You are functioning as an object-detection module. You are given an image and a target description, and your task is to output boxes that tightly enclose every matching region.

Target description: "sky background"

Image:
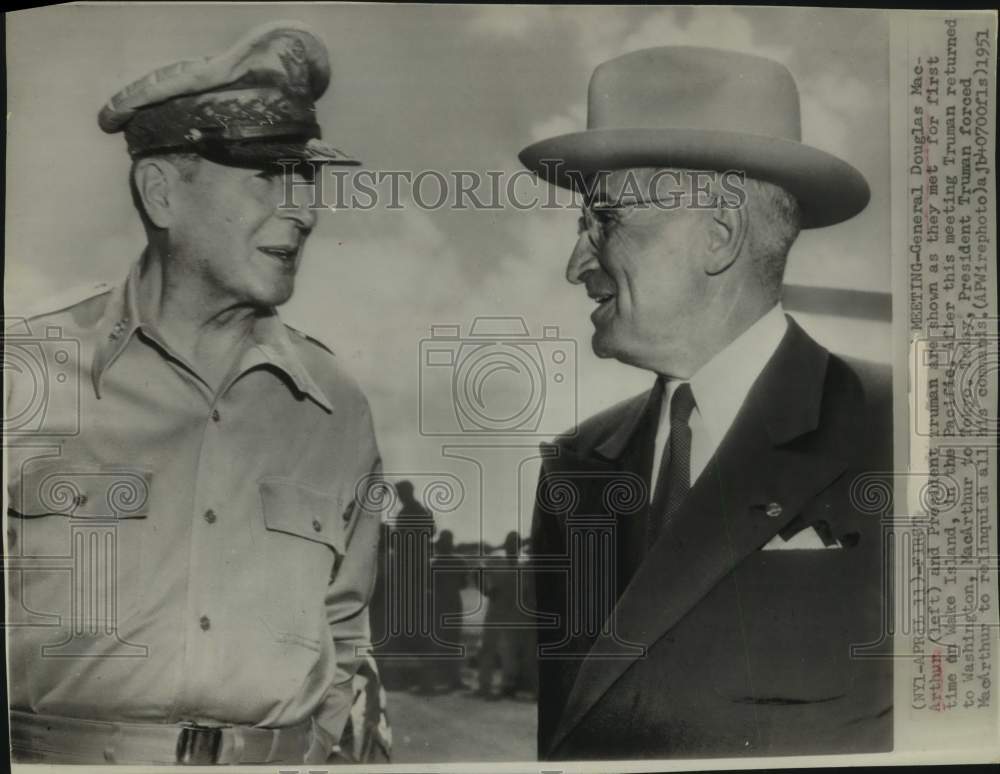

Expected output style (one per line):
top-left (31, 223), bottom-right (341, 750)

top-left (6, 3), bottom-right (892, 544)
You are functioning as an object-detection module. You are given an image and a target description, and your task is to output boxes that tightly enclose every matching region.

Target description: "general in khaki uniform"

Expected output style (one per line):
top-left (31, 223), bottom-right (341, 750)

top-left (6, 22), bottom-right (381, 765)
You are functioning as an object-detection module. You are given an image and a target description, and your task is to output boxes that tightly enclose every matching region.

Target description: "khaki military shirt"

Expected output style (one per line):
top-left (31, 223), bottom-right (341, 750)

top-left (4, 257), bottom-right (382, 743)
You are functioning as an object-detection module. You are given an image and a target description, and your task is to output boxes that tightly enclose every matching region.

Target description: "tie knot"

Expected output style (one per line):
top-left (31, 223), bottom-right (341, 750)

top-left (670, 382), bottom-right (696, 425)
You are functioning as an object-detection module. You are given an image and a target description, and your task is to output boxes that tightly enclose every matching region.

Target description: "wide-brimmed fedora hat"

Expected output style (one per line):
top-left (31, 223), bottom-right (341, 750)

top-left (519, 46), bottom-right (869, 228)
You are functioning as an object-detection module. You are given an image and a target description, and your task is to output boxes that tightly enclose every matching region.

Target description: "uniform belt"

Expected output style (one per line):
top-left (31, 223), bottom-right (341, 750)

top-left (10, 709), bottom-right (313, 765)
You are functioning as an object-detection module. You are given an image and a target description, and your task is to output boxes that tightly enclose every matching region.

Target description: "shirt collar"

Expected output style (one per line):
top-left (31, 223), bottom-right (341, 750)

top-left (91, 256), bottom-right (333, 412)
top-left (242, 313), bottom-right (334, 413)
top-left (91, 260), bottom-right (144, 398)
top-left (687, 303), bottom-right (788, 449)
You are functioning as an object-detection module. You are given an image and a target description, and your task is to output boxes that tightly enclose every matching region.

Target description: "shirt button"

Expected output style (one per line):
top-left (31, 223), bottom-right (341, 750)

top-left (203, 509), bottom-right (217, 524)
top-left (199, 615), bottom-right (211, 631)
top-left (211, 409), bottom-right (221, 423)
top-left (312, 519), bottom-right (323, 532)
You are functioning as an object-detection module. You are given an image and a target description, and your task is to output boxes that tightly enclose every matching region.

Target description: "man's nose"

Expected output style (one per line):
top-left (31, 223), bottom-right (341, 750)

top-left (565, 232), bottom-right (600, 284)
top-left (277, 176), bottom-right (318, 230)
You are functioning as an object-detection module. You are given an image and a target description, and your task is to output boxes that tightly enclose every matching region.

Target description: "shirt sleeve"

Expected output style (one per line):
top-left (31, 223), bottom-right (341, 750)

top-left (311, 413), bottom-right (383, 748)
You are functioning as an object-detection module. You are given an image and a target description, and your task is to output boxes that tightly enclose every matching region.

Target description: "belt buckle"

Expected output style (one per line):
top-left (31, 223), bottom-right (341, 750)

top-left (176, 724), bottom-right (223, 765)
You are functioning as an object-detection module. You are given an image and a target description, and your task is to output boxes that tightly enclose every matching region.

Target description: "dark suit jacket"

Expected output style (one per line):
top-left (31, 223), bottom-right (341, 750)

top-left (530, 317), bottom-right (893, 760)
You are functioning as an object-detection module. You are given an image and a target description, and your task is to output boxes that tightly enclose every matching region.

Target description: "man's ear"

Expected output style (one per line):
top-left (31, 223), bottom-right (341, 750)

top-left (703, 200), bottom-right (748, 276)
top-left (132, 158), bottom-right (181, 229)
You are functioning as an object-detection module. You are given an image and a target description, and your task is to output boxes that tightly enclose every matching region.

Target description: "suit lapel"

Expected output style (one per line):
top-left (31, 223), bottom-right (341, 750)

top-left (611, 378), bottom-right (664, 588)
top-left (547, 319), bottom-right (853, 755)
top-left (541, 378), bottom-right (663, 537)
top-left (534, 382), bottom-right (662, 671)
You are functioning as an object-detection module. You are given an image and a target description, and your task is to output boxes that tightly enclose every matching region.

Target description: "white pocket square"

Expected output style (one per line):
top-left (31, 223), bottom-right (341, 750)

top-left (762, 526), bottom-right (841, 550)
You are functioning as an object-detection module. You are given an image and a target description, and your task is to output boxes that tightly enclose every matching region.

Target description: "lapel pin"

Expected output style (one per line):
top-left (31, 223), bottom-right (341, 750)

top-left (765, 502), bottom-right (783, 519)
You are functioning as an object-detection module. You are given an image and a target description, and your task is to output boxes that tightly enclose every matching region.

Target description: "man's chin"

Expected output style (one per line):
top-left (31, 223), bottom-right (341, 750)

top-left (272, 287), bottom-right (295, 307)
top-left (592, 330), bottom-right (647, 369)
top-left (252, 280), bottom-right (295, 308)
top-left (591, 330), bottom-right (620, 360)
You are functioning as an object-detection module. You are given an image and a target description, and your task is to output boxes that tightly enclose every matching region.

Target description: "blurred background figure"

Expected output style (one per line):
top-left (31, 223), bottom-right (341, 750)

top-left (426, 530), bottom-right (471, 693)
top-left (369, 522), bottom-right (396, 681)
top-left (373, 481), bottom-right (437, 692)
top-left (475, 531), bottom-right (534, 700)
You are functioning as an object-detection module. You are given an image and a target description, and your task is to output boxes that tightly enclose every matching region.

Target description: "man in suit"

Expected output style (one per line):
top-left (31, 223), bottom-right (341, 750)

top-left (520, 47), bottom-right (892, 760)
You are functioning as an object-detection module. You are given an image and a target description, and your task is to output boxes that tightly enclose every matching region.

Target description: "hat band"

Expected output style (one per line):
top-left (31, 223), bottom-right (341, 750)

top-left (127, 121), bottom-right (322, 158)
top-left (184, 121), bottom-right (321, 143)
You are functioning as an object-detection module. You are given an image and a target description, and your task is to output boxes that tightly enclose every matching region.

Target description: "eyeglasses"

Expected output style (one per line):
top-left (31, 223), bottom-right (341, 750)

top-left (577, 193), bottom-right (717, 248)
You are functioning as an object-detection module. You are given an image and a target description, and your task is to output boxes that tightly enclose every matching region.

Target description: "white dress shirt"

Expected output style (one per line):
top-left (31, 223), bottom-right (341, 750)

top-left (650, 304), bottom-right (788, 493)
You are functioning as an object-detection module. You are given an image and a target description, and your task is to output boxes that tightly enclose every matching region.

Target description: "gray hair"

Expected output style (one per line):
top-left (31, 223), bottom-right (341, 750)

top-left (612, 167), bottom-right (801, 300)
top-left (129, 152), bottom-right (202, 229)
top-left (742, 177), bottom-right (802, 300)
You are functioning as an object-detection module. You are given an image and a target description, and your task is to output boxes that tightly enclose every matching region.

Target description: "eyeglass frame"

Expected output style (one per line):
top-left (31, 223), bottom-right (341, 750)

top-left (576, 191), bottom-right (723, 249)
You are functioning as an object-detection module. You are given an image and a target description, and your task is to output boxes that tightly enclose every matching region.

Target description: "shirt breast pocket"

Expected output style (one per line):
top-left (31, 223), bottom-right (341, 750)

top-left (256, 477), bottom-right (346, 650)
top-left (6, 459), bottom-right (152, 631)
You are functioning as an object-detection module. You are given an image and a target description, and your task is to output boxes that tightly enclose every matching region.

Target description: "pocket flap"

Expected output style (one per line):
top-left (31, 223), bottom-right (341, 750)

top-left (8, 458), bottom-right (152, 519)
top-left (258, 477), bottom-right (345, 554)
